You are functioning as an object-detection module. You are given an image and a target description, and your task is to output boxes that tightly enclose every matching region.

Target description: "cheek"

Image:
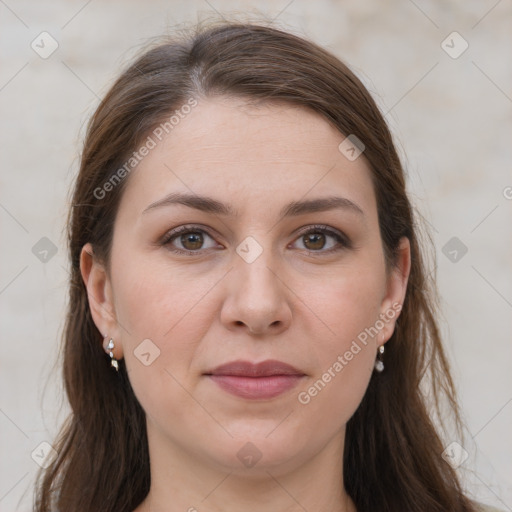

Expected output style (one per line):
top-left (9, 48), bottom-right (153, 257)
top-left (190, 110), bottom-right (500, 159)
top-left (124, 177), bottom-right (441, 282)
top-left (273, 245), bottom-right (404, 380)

top-left (110, 251), bottom-right (221, 407)
top-left (292, 266), bottom-right (384, 423)
top-left (111, 231), bottom-right (386, 449)
top-left (295, 348), bottom-right (375, 440)
top-left (111, 249), bottom-right (220, 341)
top-left (308, 263), bottom-right (385, 348)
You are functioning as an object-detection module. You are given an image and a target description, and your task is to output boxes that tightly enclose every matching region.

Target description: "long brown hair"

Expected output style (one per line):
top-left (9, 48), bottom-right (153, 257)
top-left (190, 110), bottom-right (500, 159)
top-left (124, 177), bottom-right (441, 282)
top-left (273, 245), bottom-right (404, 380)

top-left (34, 19), bottom-right (477, 512)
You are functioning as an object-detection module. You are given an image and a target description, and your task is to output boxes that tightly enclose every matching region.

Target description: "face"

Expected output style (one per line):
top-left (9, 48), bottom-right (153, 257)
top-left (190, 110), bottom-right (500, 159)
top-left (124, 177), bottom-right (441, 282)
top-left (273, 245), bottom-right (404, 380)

top-left (82, 96), bottom-right (410, 478)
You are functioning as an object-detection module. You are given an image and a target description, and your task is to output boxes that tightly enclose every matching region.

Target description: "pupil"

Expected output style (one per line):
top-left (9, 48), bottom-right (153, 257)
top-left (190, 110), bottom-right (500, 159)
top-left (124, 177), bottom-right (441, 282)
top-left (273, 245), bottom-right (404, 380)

top-left (305, 233), bottom-right (325, 250)
top-left (178, 232), bottom-right (326, 251)
top-left (182, 232), bottom-right (203, 250)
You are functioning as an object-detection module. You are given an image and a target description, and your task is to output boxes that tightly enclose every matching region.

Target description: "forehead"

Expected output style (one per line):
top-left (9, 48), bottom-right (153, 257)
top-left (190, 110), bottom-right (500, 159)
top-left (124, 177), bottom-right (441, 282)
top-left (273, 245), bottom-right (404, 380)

top-left (117, 96), bottom-right (377, 221)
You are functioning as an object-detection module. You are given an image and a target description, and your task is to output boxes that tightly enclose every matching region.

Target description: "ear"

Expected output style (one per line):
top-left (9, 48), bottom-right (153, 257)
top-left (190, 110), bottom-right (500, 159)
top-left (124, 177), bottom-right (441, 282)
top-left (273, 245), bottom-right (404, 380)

top-left (80, 243), bottom-right (124, 359)
top-left (379, 237), bottom-right (411, 344)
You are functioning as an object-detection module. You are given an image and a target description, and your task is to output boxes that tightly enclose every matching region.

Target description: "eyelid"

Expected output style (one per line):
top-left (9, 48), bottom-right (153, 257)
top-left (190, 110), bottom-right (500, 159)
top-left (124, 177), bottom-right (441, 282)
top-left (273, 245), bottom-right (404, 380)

top-left (160, 223), bottom-right (351, 254)
top-left (159, 224), bottom-right (219, 247)
top-left (291, 224), bottom-right (352, 252)
top-left (294, 224), bottom-right (350, 244)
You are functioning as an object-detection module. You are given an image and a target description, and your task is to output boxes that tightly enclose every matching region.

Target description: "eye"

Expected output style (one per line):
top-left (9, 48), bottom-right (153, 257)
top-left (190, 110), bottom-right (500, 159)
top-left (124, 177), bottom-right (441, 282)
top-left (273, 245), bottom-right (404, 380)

top-left (160, 224), bottom-right (351, 256)
top-left (161, 225), bottom-right (220, 254)
top-left (291, 225), bottom-right (350, 254)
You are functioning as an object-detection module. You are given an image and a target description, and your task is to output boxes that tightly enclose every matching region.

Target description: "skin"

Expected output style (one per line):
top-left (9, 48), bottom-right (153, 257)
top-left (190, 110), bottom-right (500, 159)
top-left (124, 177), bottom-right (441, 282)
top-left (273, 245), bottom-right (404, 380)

top-left (81, 96), bottom-right (410, 512)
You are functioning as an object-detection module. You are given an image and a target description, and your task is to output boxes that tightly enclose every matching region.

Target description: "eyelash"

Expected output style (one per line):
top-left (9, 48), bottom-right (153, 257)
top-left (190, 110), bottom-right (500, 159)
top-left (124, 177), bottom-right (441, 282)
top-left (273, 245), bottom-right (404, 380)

top-left (160, 224), bottom-right (351, 256)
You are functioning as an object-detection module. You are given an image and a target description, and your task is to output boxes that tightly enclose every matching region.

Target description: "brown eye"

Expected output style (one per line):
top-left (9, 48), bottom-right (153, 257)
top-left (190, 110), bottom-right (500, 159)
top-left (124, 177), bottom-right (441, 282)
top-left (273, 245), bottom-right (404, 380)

top-left (161, 225), bottom-right (219, 254)
top-left (292, 225), bottom-right (350, 254)
top-left (302, 232), bottom-right (326, 251)
top-left (180, 232), bottom-right (204, 251)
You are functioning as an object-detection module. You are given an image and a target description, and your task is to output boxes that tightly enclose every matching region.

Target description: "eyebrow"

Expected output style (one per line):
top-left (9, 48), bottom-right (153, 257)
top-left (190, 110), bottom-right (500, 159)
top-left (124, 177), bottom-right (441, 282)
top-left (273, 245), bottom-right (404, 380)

top-left (142, 192), bottom-right (365, 219)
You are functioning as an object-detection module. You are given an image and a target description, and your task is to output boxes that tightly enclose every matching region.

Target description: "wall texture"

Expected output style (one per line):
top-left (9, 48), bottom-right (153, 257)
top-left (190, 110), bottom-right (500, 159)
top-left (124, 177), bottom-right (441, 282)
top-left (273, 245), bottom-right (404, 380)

top-left (0, 1), bottom-right (510, 510)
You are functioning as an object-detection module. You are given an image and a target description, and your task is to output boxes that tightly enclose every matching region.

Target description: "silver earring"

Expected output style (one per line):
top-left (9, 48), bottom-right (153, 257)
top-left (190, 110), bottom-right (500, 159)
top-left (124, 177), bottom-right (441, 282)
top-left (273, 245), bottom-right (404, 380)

top-left (105, 338), bottom-right (119, 372)
top-left (374, 345), bottom-right (385, 372)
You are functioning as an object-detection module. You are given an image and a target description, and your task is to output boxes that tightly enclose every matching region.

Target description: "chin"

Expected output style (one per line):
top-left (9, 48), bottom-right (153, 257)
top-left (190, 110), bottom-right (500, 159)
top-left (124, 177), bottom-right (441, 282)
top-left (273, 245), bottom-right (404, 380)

top-left (195, 426), bottom-right (317, 477)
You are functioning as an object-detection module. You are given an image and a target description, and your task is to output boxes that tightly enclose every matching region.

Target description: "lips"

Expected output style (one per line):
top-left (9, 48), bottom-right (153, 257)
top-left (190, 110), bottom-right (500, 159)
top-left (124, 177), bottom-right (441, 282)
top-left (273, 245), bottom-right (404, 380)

top-left (207, 359), bottom-right (304, 377)
top-left (204, 360), bottom-right (305, 400)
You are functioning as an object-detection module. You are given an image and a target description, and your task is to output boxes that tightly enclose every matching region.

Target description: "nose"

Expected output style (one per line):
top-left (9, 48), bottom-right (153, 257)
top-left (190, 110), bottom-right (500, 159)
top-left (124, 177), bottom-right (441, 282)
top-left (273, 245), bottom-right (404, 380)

top-left (220, 250), bottom-right (292, 336)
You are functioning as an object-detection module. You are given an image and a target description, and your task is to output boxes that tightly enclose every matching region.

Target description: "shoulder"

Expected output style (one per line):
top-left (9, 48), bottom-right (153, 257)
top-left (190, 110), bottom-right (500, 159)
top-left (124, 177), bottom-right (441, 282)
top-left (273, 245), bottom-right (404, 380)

top-left (472, 500), bottom-right (506, 512)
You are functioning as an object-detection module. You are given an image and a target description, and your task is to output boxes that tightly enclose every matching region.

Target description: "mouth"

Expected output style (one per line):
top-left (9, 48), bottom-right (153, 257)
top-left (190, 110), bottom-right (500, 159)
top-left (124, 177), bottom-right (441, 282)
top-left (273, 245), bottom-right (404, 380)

top-left (204, 359), bottom-right (306, 400)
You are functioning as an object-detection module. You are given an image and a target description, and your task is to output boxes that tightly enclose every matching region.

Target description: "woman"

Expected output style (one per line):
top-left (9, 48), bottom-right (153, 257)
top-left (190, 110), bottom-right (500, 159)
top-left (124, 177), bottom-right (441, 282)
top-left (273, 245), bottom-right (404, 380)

top-left (34, 21), bottom-right (503, 512)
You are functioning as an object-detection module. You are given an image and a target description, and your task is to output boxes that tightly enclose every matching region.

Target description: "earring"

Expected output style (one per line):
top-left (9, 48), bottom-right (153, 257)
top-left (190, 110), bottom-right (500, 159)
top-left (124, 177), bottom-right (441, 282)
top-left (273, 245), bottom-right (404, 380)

top-left (374, 344), bottom-right (385, 372)
top-left (105, 337), bottom-right (119, 372)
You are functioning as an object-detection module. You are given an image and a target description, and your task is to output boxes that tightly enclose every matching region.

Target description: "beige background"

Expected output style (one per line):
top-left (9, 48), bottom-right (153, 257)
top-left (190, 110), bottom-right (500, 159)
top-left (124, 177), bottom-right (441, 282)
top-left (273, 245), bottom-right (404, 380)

top-left (0, 1), bottom-right (511, 510)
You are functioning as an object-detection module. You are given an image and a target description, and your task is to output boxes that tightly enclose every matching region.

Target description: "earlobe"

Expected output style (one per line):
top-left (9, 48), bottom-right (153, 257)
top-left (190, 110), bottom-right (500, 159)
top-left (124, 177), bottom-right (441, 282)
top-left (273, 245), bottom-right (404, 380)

top-left (380, 237), bottom-right (411, 343)
top-left (80, 243), bottom-right (120, 347)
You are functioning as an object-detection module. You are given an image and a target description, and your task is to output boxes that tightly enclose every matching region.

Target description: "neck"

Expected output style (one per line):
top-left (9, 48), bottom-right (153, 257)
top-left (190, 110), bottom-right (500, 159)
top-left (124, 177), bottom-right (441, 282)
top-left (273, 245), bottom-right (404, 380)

top-left (134, 423), bottom-right (357, 512)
